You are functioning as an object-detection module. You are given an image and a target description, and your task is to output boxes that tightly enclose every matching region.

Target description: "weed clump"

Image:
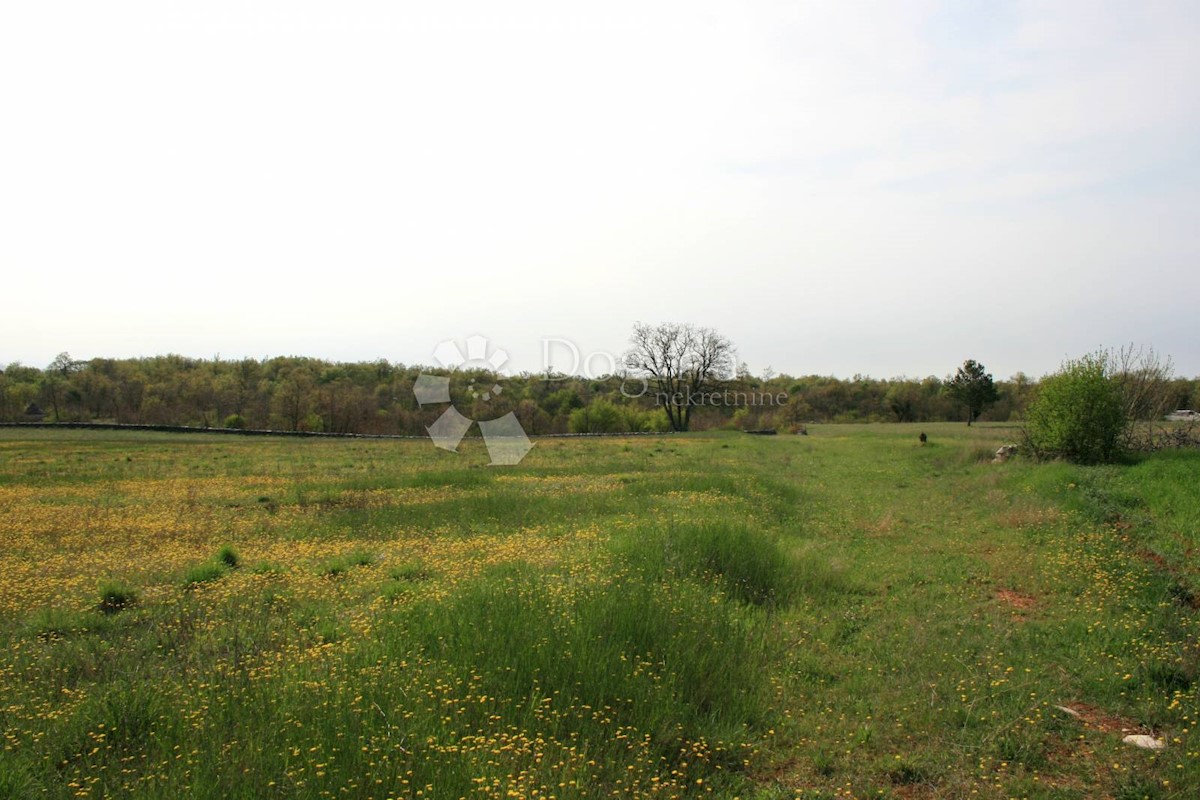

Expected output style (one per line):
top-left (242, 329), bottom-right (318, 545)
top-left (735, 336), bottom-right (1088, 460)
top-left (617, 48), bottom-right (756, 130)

top-left (216, 545), bottom-right (240, 568)
top-left (390, 563), bottom-right (433, 583)
top-left (183, 562), bottom-right (227, 588)
top-left (98, 581), bottom-right (138, 614)
top-left (182, 548), bottom-right (245, 588)
top-left (322, 550), bottom-right (376, 577)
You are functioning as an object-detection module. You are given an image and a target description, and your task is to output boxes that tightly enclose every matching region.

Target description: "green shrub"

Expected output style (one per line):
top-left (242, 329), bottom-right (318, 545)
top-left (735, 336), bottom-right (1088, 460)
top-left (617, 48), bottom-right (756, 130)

top-left (1025, 352), bottom-right (1127, 464)
top-left (615, 406), bottom-right (674, 433)
top-left (619, 406), bottom-right (650, 432)
top-left (223, 413), bottom-right (247, 430)
top-left (568, 398), bottom-right (624, 433)
top-left (643, 407), bottom-right (673, 432)
top-left (98, 581), bottom-right (138, 614)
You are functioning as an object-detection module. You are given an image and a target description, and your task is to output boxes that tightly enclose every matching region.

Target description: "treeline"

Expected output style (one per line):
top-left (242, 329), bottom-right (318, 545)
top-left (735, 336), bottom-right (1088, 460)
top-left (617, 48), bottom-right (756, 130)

top-left (2, 353), bottom-right (1197, 435)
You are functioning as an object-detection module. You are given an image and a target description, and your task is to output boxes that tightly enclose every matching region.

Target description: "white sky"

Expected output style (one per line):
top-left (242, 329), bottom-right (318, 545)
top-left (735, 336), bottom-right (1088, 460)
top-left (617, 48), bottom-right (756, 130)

top-left (2, 1), bottom-right (1198, 380)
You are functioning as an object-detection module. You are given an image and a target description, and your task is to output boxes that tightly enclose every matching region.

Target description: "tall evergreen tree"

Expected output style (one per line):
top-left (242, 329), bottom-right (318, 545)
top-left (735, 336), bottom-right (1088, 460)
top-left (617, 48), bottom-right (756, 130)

top-left (947, 359), bottom-right (999, 426)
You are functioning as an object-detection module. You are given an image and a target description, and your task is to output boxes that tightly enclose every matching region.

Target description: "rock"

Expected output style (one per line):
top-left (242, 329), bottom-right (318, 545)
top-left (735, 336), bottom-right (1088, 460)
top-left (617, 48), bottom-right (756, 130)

top-left (992, 444), bottom-right (1019, 463)
top-left (1122, 734), bottom-right (1166, 751)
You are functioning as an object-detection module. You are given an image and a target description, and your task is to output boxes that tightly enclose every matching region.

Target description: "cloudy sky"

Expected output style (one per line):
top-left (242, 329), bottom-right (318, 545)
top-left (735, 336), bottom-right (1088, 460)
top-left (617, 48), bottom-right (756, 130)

top-left (2, 1), bottom-right (1198, 380)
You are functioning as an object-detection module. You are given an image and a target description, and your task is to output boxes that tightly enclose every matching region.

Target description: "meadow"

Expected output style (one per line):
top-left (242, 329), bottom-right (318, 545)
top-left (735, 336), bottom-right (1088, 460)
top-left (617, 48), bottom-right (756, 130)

top-left (0, 425), bottom-right (1196, 799)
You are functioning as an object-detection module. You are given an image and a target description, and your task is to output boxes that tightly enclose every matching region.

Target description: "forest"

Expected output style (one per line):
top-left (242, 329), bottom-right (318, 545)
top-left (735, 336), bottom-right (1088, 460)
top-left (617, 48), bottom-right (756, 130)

top-left (2, 351), bottom-right (1197, 436)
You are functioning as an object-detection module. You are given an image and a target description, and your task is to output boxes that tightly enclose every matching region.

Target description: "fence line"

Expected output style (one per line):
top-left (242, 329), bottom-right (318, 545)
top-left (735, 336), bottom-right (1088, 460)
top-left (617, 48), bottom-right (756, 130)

top-left (0, 422), bottom-right (679, 440)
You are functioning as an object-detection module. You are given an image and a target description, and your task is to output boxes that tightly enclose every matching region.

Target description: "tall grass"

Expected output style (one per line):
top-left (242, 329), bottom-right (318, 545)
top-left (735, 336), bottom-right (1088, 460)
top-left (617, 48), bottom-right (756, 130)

top-left (377, 559), bottom-right (772, 791)
top-left (616, 519), bottom-right (843, 607)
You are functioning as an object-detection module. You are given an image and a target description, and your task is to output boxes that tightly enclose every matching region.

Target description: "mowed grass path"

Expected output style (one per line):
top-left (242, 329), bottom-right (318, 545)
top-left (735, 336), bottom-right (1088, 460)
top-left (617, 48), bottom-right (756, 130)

top-left (0, 426), bottom-right (1196, 799)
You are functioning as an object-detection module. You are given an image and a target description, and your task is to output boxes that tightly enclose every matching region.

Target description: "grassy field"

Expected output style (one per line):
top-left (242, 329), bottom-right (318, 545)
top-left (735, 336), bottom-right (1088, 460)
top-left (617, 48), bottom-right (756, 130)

top-left (0, 425), bottom-right (1196, 799)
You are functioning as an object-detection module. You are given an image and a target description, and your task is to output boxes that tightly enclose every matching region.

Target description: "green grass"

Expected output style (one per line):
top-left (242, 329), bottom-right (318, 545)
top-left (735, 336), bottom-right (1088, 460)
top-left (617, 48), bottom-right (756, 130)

top-left (182, 561), bottom-right (228, 587)
top-left (97, 580), bottom-right (138, 614)
top-left (216, 545), bottom-right (240, 568)
top-left (0, 423), bottom-right (1196, 798)
top-left (320, 549), bottom-right (376, 576)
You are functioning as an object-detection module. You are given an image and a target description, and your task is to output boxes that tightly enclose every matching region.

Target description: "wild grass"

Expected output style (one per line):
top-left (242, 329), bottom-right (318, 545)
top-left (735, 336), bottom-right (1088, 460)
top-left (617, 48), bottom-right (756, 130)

top-left (216, 545), bottom-right (240, 568)
top-left (0, 423), bottom-right (1195, 798)
top-left (320, 549), bottom-right (376, 576)
top-left (183, 561), bottom-right (228, 587)
top-left (616, 519), bottom-right (825, 607)
top-left (96, 580), bottom-right (138, 614)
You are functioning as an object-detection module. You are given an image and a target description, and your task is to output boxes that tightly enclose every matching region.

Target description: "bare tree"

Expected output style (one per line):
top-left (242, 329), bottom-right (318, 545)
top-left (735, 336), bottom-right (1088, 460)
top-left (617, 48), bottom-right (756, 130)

top-left (1107, 344), bottom-right (1175, 445)
top-left (623, 322), bottom-right (735, 431)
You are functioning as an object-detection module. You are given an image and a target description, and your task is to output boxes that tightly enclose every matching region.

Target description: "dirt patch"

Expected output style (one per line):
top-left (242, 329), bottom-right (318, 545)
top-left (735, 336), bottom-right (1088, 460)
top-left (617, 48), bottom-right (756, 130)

top-left (995, 588), bottom-right (1037, 612)
top-left (1054, 703), bottom-right (1142, 734)
top-left (1137, 548), bottom-right (1171, 570)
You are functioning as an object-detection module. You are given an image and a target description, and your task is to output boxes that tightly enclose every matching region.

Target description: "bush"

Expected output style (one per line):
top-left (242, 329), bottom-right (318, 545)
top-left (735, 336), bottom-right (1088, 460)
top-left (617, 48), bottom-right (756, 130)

top-left (223, 413), bottom-right (247, 430)
top-left (1025, 353), bottom-right (1127, 464)
top-left (568, 399), bottom-right (623, 433)
top-left (643, 407), bottom-right (673, 432)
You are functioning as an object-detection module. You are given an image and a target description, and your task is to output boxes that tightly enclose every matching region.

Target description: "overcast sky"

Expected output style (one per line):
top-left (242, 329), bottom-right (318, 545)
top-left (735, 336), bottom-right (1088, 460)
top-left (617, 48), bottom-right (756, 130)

top-left (2, 1), bottom-right (1198, 380)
